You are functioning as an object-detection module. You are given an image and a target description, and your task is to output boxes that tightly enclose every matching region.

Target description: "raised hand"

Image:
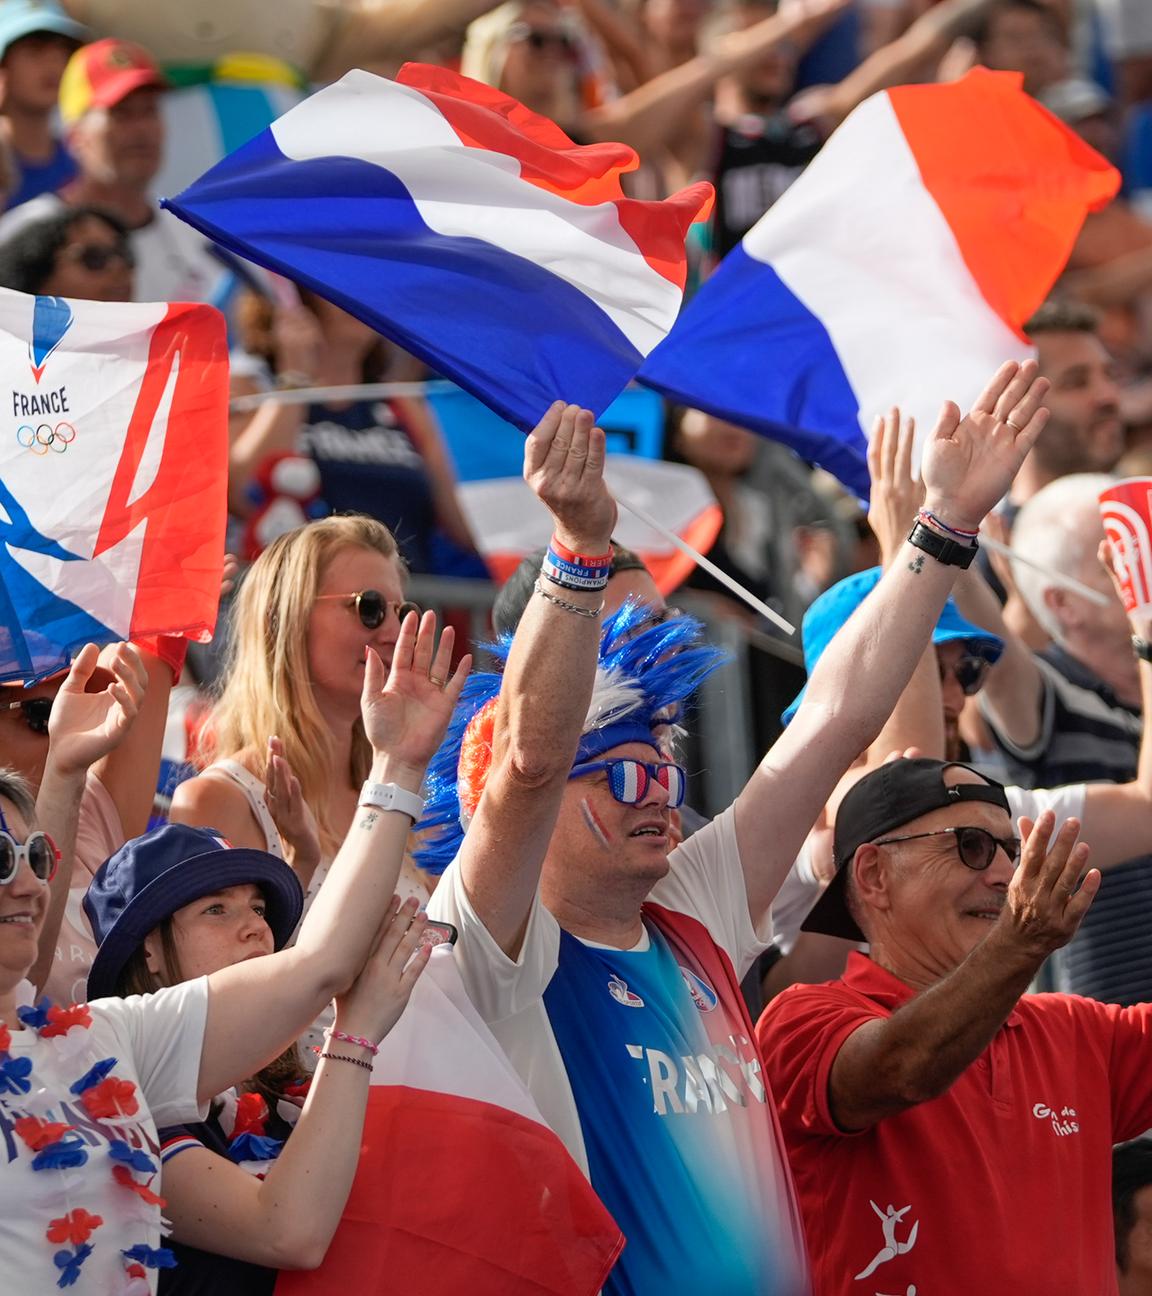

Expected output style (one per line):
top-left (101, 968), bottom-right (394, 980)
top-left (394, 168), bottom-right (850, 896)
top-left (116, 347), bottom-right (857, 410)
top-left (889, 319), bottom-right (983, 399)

top-left (524, 402), bottom-right (617, 555)
top-left (921, 360), bottom-right (1050, 534)
top-left (867, 407), bottom-right (925, 567)
top-left (995, 811), bottom-right (1099, 961)
top-left (331, 895), bottom-right (430, 1046)
top-left (361, 610), bottom-right (472, 772)
top-left (264, 736), bottom-right (321, 873)
top-left (47, 642), bottom-right (147, 777)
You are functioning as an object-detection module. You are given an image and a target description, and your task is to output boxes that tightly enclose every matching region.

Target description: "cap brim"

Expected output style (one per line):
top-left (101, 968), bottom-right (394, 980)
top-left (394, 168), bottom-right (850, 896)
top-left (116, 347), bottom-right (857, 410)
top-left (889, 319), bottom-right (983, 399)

top-left (0, 12), bottom-right (88, 58)
top-left (799, 867), bottom-right (866, 942)
top-left (86, 847), bottom-right (303, 1001)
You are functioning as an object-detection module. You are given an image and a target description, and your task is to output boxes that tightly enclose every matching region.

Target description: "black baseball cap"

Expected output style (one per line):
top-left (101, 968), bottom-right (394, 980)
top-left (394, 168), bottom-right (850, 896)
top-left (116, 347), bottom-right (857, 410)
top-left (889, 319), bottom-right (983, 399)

top-left (802, 758), bottom-right (1012, 942)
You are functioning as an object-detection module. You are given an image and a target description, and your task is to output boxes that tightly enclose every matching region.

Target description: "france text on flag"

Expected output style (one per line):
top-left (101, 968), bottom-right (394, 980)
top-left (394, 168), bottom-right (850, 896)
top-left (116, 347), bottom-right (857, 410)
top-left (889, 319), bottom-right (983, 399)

top-left (639, 68), bottom-right (1120, 498)
top-left (164, 64), bottom-right (713, 430)
top-left (274, 950), bottom-right (624, 1296)
top-left (0, 291), bottom-right (229, 682)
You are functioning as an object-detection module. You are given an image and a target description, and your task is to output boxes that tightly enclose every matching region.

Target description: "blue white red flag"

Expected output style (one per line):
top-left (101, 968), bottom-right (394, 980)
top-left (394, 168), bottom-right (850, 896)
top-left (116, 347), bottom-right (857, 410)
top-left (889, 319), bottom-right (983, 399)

top-left (163, 64), bottom-right (712, 430)
top-left (640, 69), bottom-right (1119, 497)
top-left (275, 949), bottom-right (623, 1296)
top-left (0, 290), bottom-right (229, 682)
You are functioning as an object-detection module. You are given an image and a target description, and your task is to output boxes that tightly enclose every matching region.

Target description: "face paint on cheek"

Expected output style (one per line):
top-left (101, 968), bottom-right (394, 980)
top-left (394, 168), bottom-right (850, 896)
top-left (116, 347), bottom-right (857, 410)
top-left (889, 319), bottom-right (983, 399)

top-left (580, 797), bottom-right (612, 849)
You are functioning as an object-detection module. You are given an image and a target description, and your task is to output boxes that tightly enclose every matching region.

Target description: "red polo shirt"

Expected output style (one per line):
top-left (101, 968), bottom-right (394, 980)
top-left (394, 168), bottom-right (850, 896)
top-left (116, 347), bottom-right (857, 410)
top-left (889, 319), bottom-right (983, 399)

top-left (757, 953), bottom-right (1152, 1295)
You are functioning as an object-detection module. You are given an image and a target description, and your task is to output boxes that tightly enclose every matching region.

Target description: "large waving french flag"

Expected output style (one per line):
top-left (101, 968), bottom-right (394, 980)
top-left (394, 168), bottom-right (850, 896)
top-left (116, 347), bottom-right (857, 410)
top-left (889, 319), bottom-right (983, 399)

top-left (640, 69), bottom-right (1119, 498)
top-left (164, 65), bottom-right (712, 429)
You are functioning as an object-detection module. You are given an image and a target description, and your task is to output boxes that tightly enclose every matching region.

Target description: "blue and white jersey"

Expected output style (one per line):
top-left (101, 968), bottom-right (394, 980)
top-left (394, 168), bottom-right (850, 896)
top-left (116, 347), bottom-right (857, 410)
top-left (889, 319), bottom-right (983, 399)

top-left (430, 807), bottom-right (810, 1294)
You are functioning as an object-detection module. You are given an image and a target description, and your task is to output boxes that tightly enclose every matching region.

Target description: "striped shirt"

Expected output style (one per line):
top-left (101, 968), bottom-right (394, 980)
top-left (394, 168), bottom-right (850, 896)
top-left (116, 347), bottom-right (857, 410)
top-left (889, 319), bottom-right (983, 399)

top-left (983, 645), bottom-right (1149, 1005)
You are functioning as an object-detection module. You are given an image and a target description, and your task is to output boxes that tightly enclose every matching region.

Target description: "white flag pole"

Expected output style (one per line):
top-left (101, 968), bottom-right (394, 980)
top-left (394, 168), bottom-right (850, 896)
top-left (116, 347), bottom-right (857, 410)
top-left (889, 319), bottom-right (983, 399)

top-left (981, 535), bottom-right (1110, 607)
top-left (615, 494), bottom-right (796, 634)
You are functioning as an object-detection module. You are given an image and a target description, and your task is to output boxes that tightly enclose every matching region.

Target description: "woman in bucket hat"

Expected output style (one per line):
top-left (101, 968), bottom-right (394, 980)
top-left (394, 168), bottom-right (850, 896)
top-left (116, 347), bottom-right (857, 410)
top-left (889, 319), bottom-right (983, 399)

top-left (0, 609), bottom-right (469, 1294)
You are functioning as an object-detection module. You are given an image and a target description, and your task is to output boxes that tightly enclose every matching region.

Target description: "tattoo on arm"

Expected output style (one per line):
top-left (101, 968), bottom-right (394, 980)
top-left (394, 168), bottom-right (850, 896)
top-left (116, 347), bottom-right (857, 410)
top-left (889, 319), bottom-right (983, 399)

top-left (358, 811), bottom-right (380, 830)
top-left (907, 553), bottom-right (925, 575)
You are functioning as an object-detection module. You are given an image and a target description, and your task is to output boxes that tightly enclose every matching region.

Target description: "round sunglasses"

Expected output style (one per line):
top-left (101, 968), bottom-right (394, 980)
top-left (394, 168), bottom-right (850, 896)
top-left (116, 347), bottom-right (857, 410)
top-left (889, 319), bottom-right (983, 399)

top-left (2, 696), bottom-right (52, 736)
top-left (315, 590), bottom-right (421, 630)
top-left (939, 653), bottom-right (990, 697)
top-left (569, 758), bottom-right (687, 808)
top-left (0, 830), bottom-right (59, 884)
top-left (874, 825), bottom-right (1021, 871)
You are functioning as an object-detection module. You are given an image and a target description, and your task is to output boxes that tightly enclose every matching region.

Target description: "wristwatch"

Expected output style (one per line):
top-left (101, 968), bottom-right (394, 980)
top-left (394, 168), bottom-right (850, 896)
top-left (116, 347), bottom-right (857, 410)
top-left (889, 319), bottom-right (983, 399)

top-left (907, 520), bottom-right (978, 570)
top-left (359, 781), bottom-right (425, 823)
top-left (1133, 636), bottom-right (1152, 664)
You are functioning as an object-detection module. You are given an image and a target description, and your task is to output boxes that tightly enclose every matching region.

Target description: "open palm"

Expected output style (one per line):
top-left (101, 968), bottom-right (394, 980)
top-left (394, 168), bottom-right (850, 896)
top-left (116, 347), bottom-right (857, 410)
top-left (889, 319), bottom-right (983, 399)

top-left (47, 643), bottom-right (146, 777)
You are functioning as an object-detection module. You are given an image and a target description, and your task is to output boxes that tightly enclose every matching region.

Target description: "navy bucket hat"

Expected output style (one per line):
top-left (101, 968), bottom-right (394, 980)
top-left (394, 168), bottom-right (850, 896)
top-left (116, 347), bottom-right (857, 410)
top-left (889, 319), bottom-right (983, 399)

top-left (85, 824), bottom-right (304, 1000)
top-left (781, 566), bottom-right (1004, 726)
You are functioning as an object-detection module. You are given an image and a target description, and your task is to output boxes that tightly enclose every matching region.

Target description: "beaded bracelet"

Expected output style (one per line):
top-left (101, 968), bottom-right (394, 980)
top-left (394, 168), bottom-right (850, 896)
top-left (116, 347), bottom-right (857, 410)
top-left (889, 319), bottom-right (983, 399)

top-left (535, 578), bottom-right (604, 618)
top-left (317, 1050), bottom-right (374, 1072)
top-left (917, 507), bottom-right (978, 542)
top-left (326, 1027), bottom-right (379, 1056)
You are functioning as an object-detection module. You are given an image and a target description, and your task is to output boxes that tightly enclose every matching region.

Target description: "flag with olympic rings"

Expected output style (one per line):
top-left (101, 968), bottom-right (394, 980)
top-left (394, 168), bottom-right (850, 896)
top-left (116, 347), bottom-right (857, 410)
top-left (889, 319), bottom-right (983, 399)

top-left (0, 289), bottom-right (229, 682)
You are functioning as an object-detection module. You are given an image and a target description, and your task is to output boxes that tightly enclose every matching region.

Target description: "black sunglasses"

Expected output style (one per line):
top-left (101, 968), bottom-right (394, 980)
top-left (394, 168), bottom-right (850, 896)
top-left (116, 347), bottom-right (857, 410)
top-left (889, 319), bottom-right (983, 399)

top-left (2, 697), bottom-right (52, 735)
top-left (939, 653), bottom-right (989, 696)
top-left (507, 22), bottom-right (575, 53)
top-left (315, 590), bottom-right (421, 630)
top-left (63, 242), bottom-right (135, 272)
top-left (874, 825), bottom-right (1021, 871)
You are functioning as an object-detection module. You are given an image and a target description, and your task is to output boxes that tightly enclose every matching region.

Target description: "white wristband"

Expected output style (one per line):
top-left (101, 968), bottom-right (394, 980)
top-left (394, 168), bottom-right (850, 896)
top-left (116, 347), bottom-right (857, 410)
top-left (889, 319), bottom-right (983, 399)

top-left (359, 781), bottom-right (425, 823)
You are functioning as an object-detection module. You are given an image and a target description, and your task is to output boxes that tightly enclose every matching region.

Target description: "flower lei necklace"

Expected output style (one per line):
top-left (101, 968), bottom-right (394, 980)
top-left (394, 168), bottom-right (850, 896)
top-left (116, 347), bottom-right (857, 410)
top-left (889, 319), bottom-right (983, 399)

top-left (0, 998), bottom-right (175, 1292)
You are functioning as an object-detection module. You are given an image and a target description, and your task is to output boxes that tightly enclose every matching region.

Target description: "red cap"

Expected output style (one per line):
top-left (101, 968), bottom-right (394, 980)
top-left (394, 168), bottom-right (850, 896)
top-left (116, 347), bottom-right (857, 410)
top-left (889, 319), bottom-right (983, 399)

top-left (59, 37), bottom-right (167, 126)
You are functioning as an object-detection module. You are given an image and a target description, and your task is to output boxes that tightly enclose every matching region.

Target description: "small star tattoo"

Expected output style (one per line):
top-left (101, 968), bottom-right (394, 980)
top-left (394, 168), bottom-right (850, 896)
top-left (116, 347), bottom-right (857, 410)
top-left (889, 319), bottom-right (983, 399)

top-left (908, 553), bottom-right (925, 575)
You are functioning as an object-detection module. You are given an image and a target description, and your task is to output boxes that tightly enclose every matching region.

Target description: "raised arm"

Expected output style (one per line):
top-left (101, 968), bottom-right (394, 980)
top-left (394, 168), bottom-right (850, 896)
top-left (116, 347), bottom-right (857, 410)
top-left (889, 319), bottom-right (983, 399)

top-left (828, 813), bottom-right (1096, 1131)
top-left (457, 402), bottom-right (617, 958)
top-left (734, 360), bottom-right (1050, 922)
top-left (32, 643), bottom-right (145, 991)
top-left (159, 898), bottom-right (426, 1269)
top-left (195, 612), bottom-right (470, 1103)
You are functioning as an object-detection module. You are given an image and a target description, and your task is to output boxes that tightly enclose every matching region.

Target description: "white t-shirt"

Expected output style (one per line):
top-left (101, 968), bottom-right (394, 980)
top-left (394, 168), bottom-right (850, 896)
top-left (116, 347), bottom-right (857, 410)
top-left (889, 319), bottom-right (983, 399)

top-left (768, 782), bottom-right (1090, 953)
top-left (429, 808), bottom-right (811, 1294)
top-left (0, 977), bottom-right (208, 1294)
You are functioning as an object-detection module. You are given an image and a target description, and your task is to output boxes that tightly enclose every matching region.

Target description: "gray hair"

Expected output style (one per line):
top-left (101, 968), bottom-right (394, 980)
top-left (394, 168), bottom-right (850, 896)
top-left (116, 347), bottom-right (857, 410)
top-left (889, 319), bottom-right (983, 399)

top-left (1010, 473), bottom-right (1115, 642)
top-left (0, 767), bottom-right (36, 826)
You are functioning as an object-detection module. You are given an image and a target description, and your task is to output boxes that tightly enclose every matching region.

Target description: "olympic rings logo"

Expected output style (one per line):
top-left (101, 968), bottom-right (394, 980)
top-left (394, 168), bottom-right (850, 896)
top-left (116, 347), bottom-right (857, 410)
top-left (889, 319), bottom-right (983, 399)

top-left (16, 423), bottom-right (76, 456)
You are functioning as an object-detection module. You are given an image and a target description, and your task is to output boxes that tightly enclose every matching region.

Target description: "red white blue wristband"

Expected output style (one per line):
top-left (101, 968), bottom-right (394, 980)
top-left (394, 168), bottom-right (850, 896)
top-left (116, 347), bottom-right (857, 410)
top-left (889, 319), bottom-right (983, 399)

top-left (549, 536), bottom-right (613, 568)
top-left (542, 547), bottom-right (610, 591)
top-left (917, 507), bottom-right (978, 541)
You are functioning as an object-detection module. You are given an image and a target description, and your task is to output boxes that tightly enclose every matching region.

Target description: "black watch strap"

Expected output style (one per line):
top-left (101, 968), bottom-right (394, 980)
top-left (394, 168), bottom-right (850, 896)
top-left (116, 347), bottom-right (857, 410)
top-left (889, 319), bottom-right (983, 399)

top-left (907, 520), bottom-right (978, 570)
top-left (1134, 636), bottom-right (1152, 664)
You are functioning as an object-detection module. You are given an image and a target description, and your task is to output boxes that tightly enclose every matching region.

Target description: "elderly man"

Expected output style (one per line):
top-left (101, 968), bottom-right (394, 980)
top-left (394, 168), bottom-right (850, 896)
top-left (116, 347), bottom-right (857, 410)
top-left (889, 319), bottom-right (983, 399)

top-left (424, 351), bottom-right (1049, 1293)
top-left (758, 755), bottom-right (1152, 1294)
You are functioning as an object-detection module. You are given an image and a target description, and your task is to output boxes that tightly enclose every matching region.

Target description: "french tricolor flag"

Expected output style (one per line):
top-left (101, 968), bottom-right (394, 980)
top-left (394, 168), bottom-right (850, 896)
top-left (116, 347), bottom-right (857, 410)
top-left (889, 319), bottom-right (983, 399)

top-left (640, 69), bottom-right (1119, 498)
top-left (164, 65), bottom-right (712, 430)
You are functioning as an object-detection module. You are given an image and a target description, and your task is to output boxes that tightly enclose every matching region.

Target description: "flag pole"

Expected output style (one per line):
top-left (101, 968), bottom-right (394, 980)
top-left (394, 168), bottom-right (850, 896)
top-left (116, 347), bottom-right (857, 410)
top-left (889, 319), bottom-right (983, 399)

top-left (981, 535), bottom-right (1110, 607)
top-left (615, 494), bottom-right (796, 635)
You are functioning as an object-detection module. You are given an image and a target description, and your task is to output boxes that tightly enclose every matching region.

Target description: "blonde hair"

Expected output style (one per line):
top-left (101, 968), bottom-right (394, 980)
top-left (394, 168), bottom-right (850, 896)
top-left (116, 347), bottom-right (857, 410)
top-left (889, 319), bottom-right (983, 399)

top-left (204, 516), bottom-right (402, 854)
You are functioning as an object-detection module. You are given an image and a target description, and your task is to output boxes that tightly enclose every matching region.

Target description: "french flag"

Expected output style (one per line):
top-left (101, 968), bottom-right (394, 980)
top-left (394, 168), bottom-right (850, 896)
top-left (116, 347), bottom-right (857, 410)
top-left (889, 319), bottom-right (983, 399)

top-left (640, 69), bottom-right (1119, 498)
top-left (164, 65), bottom-right (712, 430)
top-left (275, 950), bottom-right (623, 1296)
top-left (0, 290), bottom-right (229, 682)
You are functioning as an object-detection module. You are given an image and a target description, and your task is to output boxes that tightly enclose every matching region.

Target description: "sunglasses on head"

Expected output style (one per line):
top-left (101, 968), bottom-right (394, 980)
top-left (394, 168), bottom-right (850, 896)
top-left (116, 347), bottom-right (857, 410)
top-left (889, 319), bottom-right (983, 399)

top-left (315, 590), bottom-right (421, 630)
top-left (2, 696), bottom-right (52, 736)
top-left (0, 803), bottom-right (57, 885)
top-left (569, 758), bottom-right (687, 808)
top-left (939, 653), bottom-right (990, 696)
top-left (874, 825), bottom-right (1021, 871)
top-left (63, 243), bottom-right (135, 272)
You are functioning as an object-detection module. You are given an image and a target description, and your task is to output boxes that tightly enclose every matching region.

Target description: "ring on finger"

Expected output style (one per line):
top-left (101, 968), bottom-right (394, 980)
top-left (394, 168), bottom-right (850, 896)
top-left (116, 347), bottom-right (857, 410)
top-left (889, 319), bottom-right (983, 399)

top-left (1004, 417), bottom-right (1024, 432)
top-left (429, 674), bottom-right (447, 688)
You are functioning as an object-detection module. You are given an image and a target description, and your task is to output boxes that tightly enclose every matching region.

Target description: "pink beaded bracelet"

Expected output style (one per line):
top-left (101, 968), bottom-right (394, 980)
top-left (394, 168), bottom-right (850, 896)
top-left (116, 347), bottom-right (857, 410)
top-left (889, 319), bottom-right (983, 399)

top-left (325, 1027), bottom-right (379, 1056)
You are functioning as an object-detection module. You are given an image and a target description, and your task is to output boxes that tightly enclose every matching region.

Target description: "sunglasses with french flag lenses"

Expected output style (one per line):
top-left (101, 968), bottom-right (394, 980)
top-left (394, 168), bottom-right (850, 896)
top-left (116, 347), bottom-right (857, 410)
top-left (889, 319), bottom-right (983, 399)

top-left (570, 758), bottom-right (687, 808)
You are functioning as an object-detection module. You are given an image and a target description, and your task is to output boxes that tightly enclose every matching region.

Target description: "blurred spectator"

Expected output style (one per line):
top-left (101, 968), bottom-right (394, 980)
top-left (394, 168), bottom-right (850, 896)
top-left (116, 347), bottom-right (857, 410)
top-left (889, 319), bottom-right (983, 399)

top-left (0, 203), bottom-right (132, 297)
top-left (0, 0), bottom-right (86, 209)
top-left (229, 291), bottom-right (482, 574)
top-left (1116, 1139), bottom-right (1152, 1296)
top-left (0, 37), bottom-right (233, 305)
top-left (971, 0), bottom-right (1068, 96)
top-left (1096, 0), bottom-right (1152, 111)
top-left (1007, 301), bottom-right (1123, 512)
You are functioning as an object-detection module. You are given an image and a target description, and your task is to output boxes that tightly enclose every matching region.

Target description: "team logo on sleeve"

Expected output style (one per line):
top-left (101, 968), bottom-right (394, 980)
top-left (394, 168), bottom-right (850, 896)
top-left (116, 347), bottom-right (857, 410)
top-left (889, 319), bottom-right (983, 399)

top-left (679, 967), bottom-right (718, 1012)
top-left (608, 975), bottom-right (644, 1007)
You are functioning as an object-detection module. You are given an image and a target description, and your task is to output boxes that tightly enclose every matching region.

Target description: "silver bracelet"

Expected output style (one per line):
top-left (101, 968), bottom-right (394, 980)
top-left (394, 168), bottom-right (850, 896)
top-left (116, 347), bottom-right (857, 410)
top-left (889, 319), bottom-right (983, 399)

top-left (534, 579), bottom-right (604, 619)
